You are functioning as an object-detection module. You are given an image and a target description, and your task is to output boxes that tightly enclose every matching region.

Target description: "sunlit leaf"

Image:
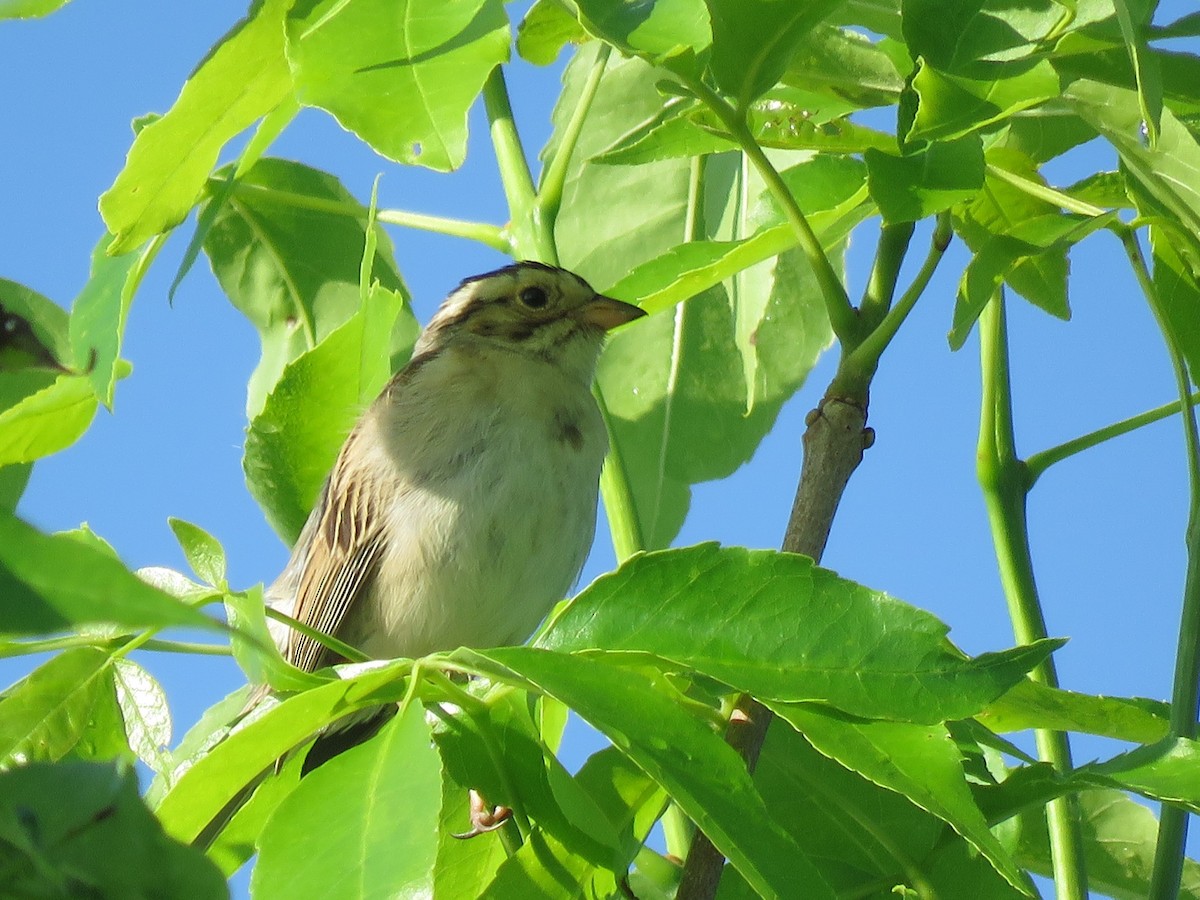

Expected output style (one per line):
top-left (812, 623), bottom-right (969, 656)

top-left (539, 544), bottom-right (1057, 723)
top-left (243, 284), bottom-right (408, 543)
top-left (285, 0), bottom-right (510, 171)
top-left (99, 0), bottom-right (294, 253)
top-left (253, 702), bottom-right (441, 899)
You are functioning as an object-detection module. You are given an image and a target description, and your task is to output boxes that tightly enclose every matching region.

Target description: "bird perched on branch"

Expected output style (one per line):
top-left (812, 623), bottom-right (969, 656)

top-left (266, 259), bottom-right (643, 702)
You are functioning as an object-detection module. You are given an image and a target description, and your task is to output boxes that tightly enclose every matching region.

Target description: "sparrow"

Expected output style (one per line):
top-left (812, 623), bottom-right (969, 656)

top-left (265, 261), bottom-right (645, 677)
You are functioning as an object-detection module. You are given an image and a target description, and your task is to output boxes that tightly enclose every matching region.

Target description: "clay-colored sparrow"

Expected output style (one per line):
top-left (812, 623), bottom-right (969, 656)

top-left (266, 261), bottom-right (644, 674)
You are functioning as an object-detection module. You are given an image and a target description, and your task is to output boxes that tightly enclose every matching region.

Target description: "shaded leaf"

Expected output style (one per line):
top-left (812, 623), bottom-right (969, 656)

top-left (705, 0), bottom-right (843, 109)
top-left (570, 0), bottom-right (710, 68)
top-left (780, 707), bottom-right (1033, 894)
top-left (0, 514), bottom-right (218, 636)
top-left (1012, 788), bottom-right (1200, 899)
top-left (1153, 225), bottom-right (1200, 381)
top-left (865, 135), bottom-right (985, 224)
top-left (465, 647), bottom-right (837, 899)
top-left (0, 762), bottom-right (225, 899)
top-left (906, 57), bottom-right (1060, 143)
top-left (203, 157), bottom-right (413, 417)
top-left (950, 211), bottom-right (1117, 349)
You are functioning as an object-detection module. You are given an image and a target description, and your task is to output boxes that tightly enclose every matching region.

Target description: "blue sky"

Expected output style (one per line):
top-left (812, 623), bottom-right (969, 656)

top-left (2, 0), bottom-right (1198, 893)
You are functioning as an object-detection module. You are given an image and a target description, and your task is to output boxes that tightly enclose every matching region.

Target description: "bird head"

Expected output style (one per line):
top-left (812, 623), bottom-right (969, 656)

top-left (416, 262), bottom-right (645, 383)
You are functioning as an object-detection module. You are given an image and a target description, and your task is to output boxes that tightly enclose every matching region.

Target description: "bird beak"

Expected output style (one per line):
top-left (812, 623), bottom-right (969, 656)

top-left (577, 294), bottom-right (647, 331)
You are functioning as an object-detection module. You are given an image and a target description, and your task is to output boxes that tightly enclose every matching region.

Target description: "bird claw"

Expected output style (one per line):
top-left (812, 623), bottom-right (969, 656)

top-left (451, 789), bottom-right (512, 840)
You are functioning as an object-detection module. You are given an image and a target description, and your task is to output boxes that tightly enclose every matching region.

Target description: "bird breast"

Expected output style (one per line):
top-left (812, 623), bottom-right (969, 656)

top-left (338, 343), bottom-right (608, 661)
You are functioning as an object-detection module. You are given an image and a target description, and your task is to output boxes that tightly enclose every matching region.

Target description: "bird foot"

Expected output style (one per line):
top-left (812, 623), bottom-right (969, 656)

top-left (451, 789), bottom-right (512, 839)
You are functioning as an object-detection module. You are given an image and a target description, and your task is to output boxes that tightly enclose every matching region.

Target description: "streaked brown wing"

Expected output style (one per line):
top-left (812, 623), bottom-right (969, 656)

top-left (287, 439), bottom-right (387, 674)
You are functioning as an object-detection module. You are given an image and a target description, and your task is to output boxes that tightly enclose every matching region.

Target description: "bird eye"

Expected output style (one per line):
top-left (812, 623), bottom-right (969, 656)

top-left (518, 286), bottom-right (549, 309)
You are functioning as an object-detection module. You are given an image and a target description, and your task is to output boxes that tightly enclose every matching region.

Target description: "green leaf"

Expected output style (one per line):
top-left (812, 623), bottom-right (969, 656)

top-left (1013, 788), bottom-right (1200, 899)
top-left (111, 657), bottom-right (172, 773)
top-left (0, 514), bottom-right (218, 636)
top-left (0, 464), bottom-right (31, 512)
top-left (253, 701), bottom-right (441, 899)
top-left (155, 660), bottom-right (411, 845)
top-left (695, 96), bottom-right (898, 154)
top-left (168, 517), bottom-right (227, 587)
top-left (462, 647), bottom-right (836, 900)
top-left (1112, 0), bottom-right (1162, 144)
top-left (146, 684), bottom-right (253, 807)
top-left (517, 0), bottom-right (587, 65)
top-left (225, 585), bottom-right (327, 693)
top-left (243, 284), bottom-right (407, 543)
top-left (1153, 225), bottom-right (1200, 379)
top-left (978, 679), bottom-right (1169, 744)
top-left (0, 648), bottom-right (119, 765)
top-left (782, 24), bottom-right (905, 110)
top-left (99, 0), bottom-right (294, 254)
top-left (570, 0), bottom-right (710, 67)
top-left (865, 135), bottom-right (985, 224)
top-left (721, 723), bottom-right (945, 897)
top-left (433, 760), bottom-right (507, 896)
top-left (0, 279), bottom-right (68, 373)
top-left (950, 211), bottom-right (1117, 349)
top-left (0, 0), bottom-right (72, 18)
top-left (704, 0), bottom-right (843, 109)
top-left (0, 372), bottom-right (102, 467)
top-left (902, 0), bottom-right (1063, 79)
top-left (67, 236), bottom-right (142, 409)
top-left (538, 544), bottom-right (1059, 723)
top-left (780, 707), bottom-right (1033, 894)
top-left (0, 761), bottom-right (226, 899)
top-left (203, 157), bottom-right (413, 417)
top-left (1085, 737), bottom-right (1200, 813)
top-left (1068, 79), bottom-right (1200, 270)
top-left (555, 52), bottom-right (835, 549)
top-left (591, 98), bottom-right (737, 166)
top-left (907, 57), bottom-right (1061, 143)
top-left (285, 0), bottom-right (510, 171)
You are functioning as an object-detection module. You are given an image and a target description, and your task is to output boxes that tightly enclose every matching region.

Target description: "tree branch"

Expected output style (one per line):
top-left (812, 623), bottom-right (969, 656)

top-left (677, 390), bottom-right (872, 898)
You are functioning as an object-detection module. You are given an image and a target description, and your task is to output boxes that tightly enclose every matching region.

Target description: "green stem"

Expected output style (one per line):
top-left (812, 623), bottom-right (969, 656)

top-left (483, 66), bottom-right (550, 262)
top-left (596, 386), bottom-right (645, 560)
top-left (1026, 391), bottom-right (1200, 485)
top-left (538, 44), bottom-right (611, 229)
top-left (983, 164), bottom-right (1106, 218)
top-left (686, 80), bottom-right (857, 343)
top-left (977, 295), bottom-right (1088, 900)
top-left (0, 635), bottom-right (231, 658)
top-left (845, 213), bottom-right (952, 381)
top-left (215, 180), bottom-right (509, 253)
top-left (1119, 230), bottom-right (1200, 900)
top-left (263, 607), bottom-right (371, 664)
top-left (858, 221), bottom-right (915, 324)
